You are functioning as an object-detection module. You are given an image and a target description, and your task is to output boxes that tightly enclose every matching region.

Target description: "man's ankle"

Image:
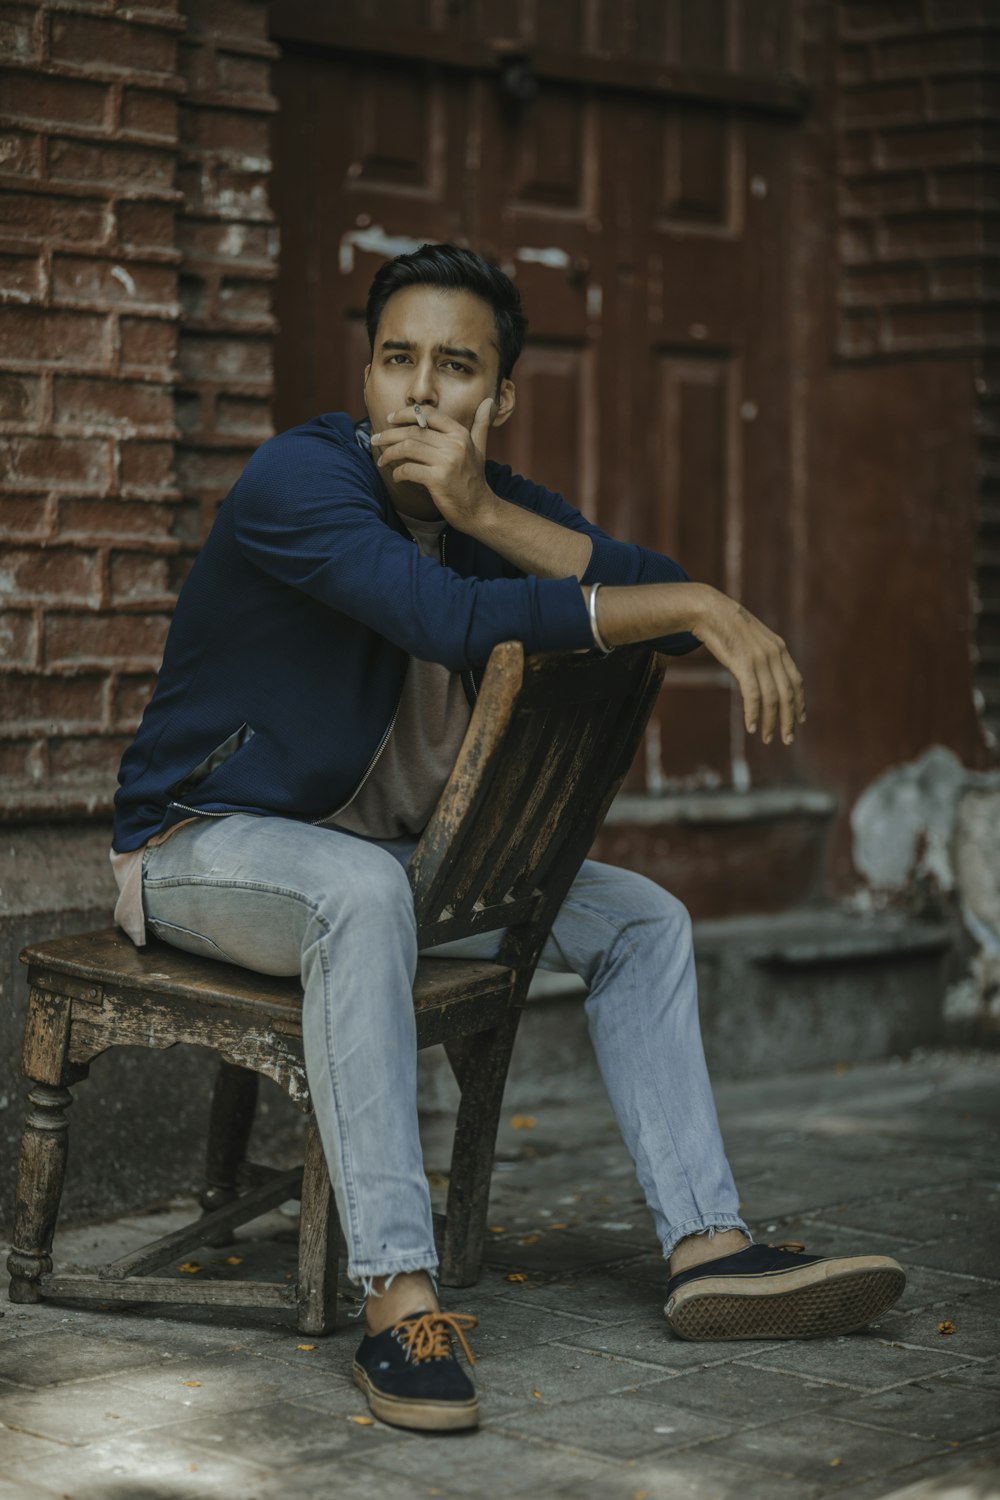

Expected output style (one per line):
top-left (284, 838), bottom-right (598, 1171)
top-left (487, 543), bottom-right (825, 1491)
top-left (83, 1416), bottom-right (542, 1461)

top-left (669, 1228), bottom-right (750, 1278)
top-left (364, 1269), bottom-right (439, 1335)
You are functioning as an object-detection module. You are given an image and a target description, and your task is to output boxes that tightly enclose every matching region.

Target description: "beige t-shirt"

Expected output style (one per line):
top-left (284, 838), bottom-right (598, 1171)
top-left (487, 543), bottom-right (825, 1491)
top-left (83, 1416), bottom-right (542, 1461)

top-left (111, 509), bottom-right (471, 942)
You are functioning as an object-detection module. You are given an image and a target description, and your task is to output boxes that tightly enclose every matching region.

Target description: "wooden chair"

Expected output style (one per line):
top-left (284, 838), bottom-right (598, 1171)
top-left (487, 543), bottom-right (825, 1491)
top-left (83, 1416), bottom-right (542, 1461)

top-left (7, 642), bottom-right (666, 1334)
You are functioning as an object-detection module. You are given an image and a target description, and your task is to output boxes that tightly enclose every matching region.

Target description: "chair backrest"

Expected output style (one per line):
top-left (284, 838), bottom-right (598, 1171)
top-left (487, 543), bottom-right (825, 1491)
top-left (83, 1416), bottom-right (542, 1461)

top-left (408, 642), bottom-right (666, 964)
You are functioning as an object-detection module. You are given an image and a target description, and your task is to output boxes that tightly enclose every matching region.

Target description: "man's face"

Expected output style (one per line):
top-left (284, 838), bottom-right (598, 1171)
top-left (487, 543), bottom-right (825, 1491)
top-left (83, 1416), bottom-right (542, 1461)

top-left (363, 285), bottom-right (514, 439)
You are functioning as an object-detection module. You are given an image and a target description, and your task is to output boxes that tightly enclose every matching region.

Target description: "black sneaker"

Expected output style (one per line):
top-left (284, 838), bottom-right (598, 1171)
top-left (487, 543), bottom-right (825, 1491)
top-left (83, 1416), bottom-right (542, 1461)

top-left (665, 1242), bottom-right (905, 1341)
top-left (353, 1310), bottom-right (479, 1431)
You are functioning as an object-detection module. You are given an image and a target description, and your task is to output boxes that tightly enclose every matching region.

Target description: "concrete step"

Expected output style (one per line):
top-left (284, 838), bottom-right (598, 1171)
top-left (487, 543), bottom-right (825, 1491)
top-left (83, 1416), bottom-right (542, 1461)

top-left (417, 907), bottom-right (955, 1111)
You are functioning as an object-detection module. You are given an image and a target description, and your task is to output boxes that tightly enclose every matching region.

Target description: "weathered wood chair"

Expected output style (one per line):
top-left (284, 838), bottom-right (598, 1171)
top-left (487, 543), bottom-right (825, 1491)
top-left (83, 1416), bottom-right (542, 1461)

top-left (7, 642), bottom-right (665, 1334)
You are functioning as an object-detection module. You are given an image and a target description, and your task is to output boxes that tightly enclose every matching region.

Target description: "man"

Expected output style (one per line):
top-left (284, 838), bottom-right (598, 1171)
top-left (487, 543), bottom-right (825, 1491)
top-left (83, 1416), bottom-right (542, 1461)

top-left (111, 244), bottom-right (905, 1433)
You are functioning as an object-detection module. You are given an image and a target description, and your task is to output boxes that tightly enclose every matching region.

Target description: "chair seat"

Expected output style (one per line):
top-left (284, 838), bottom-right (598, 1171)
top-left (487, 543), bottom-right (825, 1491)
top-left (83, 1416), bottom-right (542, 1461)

top-left (21, 928), bottom-right (516, 1050)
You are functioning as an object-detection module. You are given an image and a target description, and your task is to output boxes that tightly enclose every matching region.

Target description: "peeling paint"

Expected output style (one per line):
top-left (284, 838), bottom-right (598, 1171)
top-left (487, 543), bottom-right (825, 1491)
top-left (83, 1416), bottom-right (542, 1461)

top-left (110, 265), bottom-right (136, 296)
top-left (514, 246), bottom-right (571, 270)
top-left (339, 225), bottom-right (427, 275)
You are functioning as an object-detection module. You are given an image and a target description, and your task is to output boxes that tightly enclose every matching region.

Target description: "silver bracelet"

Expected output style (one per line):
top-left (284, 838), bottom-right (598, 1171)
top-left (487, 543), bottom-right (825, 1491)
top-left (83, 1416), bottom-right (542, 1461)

top-left (588, 583), bottom-right (612, 655)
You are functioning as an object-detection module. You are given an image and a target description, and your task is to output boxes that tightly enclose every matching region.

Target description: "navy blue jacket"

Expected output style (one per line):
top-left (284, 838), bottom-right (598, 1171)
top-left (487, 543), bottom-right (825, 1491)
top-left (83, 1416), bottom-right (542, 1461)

top-left (112, 413), bottom-right (698, 850)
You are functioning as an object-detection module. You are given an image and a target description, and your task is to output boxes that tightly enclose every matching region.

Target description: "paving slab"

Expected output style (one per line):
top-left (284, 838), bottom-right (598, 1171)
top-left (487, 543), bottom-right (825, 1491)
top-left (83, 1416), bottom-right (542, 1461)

top-left (1, 1049), bottom-right (998, 1500)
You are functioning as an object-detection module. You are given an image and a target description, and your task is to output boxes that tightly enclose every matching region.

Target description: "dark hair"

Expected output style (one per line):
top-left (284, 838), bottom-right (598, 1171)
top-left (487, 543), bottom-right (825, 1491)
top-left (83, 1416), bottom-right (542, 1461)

top-left (365, 243), bottom-right (528, 384)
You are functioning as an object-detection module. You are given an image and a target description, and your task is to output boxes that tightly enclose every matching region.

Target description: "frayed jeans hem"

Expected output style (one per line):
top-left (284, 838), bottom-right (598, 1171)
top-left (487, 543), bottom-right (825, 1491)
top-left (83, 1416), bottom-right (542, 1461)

top-left (661, 1215), bottom-right (752, 1260)
top-left (348, 1254), bottom-right (440, 1294)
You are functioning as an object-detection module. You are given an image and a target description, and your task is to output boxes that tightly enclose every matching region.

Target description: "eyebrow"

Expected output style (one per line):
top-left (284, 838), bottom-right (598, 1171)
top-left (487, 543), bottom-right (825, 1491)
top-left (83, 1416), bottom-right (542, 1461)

top-left (380, 339), bottom-right (482, 364)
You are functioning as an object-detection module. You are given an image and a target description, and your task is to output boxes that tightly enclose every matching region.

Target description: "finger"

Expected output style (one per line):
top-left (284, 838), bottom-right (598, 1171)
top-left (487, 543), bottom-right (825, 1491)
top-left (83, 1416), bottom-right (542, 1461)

top-left (738, 667), bottom-right (762, 736)
top-left (371, 425), bottom-right (440, 449)
top-left (754, 658), bottom-right (781, 744)
top-left (384, 407), bottom-right (461, 435)
top-left (387, 461), bottom-right (441, 486)
top-left (376, 437), bottom-right (435, 468)
top-left (471, 396), bottom-right (494, 456)
top-left (769, 654), bottom-right (797, 745)
top-left (781, 649), bottom-right (807, 723)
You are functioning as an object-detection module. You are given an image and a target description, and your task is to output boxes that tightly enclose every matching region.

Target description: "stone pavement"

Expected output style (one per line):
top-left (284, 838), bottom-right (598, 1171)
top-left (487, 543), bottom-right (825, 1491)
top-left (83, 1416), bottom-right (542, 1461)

top-left (1, 1049), bottom-right (999, 1500)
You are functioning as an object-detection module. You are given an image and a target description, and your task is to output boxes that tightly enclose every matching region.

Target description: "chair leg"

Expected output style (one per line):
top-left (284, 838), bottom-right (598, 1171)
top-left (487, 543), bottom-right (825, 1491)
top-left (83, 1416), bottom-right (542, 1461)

top-left (296, 1118), bottom-right (340, 1336)
top-left (439, 1015), bottom-right (521, 1288)
top-left (199, 1062), bottom-right (259, 1246)
top-left (7, 1081), bottom-right (75, 1303)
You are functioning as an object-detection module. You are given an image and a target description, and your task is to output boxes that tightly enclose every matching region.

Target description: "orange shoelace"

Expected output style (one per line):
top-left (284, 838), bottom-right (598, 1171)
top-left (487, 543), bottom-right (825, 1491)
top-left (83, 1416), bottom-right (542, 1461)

top-left (394, 1311), bottom-right (479, 1366)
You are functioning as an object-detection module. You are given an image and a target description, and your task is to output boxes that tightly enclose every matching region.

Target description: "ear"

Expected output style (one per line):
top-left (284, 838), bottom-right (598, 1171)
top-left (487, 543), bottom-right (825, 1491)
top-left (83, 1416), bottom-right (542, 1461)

top-left (492, 378), bottom-right (516, 428)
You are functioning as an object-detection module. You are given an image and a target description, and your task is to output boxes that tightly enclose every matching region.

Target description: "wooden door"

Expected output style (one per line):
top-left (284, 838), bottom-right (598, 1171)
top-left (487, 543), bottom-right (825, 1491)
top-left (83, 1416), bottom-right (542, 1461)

top-left (270, 1), bottom-right (803, 794)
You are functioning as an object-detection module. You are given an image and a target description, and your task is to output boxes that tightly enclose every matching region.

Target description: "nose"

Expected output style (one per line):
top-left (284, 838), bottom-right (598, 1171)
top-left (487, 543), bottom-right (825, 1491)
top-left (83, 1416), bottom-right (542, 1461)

top-left (405, 357), bottom-right (437, 408)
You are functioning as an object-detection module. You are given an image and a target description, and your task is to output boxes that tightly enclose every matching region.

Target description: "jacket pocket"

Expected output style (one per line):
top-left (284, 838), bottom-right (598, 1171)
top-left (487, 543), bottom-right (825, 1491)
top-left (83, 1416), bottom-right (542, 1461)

top-left (172, 723), bottom-right (255, 799)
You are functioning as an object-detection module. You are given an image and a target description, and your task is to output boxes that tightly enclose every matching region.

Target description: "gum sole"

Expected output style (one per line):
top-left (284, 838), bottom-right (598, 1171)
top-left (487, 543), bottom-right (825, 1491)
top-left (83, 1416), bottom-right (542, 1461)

top-left (666, 1259), bottom-right (906, 1341)
top-left (352, 1364), bottom-right (480, 1431)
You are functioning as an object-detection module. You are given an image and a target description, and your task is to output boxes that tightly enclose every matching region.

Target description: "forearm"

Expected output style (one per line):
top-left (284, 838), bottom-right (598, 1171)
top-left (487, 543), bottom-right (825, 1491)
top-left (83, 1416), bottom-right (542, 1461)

top-left (472, 490), bottom-right (593, 580)
top-left (586, 581), bottom-right (713, 645)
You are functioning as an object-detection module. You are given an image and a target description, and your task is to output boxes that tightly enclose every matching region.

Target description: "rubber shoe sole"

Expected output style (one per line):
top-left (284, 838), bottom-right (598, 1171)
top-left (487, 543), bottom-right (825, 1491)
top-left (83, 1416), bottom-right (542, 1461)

top-left (352, 1361), bottom-right (480, 1432)
top-left (665, 1255), bottom-right (906, 1341)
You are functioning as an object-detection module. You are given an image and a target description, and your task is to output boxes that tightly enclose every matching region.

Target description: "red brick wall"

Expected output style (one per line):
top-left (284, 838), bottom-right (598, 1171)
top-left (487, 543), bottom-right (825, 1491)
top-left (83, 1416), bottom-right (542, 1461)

top-left (834, 0), bottom-right (999, 751)
top-left (0, 0), bottom-right (276, 819)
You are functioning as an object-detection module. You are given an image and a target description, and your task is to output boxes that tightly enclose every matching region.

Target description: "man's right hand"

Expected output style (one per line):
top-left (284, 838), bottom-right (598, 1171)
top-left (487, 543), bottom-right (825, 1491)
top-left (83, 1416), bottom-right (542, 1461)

top-left (591, 581), bottom-right (806, 747)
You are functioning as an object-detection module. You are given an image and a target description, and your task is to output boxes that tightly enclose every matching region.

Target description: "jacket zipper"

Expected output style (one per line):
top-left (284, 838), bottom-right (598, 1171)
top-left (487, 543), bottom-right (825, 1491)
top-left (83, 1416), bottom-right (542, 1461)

top-left (442, 528), bottom-right (479, 704)
top-left (313, 702), bottom-right (399, 823)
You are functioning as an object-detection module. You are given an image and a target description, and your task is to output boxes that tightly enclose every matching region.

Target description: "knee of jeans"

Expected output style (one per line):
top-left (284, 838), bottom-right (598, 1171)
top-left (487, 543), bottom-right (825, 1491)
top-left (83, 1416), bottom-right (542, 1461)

top-left (313, 841), bottom-right (417, 935)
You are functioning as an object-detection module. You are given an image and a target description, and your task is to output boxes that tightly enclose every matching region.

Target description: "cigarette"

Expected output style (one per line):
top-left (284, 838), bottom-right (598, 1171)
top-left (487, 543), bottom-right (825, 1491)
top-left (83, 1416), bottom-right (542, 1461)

top-left (413, 405), bottom-right (428, 429)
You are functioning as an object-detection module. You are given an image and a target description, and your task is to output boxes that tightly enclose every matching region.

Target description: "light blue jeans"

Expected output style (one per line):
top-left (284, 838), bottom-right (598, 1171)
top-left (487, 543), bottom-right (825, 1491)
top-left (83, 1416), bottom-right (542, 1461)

top-left (142, 814), bottom-right (747, 1283)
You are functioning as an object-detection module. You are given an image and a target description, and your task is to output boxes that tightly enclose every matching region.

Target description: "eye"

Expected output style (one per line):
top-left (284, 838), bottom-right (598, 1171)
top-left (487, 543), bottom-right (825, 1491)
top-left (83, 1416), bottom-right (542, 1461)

top-left (385, 353), bottom-right (411, 365)
top-left (443, 360), bottom-right (471, 374)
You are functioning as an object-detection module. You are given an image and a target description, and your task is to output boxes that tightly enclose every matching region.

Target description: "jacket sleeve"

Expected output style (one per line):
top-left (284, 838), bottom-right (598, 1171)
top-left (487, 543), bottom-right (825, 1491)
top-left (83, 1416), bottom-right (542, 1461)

top-left (231, 430), bottom-right (594, 672)
top-left (487, 464), bottom-right (702, 656)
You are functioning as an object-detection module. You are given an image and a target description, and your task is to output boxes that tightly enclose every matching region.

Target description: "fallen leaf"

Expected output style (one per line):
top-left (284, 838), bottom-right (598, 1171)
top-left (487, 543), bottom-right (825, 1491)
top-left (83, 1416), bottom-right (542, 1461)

top-left (938, 1320), bottom-right (956, 1335)
top-left (519, 1234), bottom-right (540, 1246)
top-left (634, 1491), bottom-right (648, 1500)
top-left (829, 1458), bottom-right (843, 1467)
top-left (224, 1256), bottom-right (243, 1266)
top-left (511, 1115), bottom-right (537, 1130)
top-left (183, 1381), bottom-right (202, 1388)
top-left (532, 1389), bottom-right (542, 1399)
top-left (488, 1225), bottom-right (506, 1234)
top-left (297, 1344), bottom-right (317, 1351)
top-left (177, 1263), bottom-right (201, 1274)
top-left (349, 1415), bottom-right (375, 1426)
top-left (549, 1223), bottom-right (568, 1230)
top-left (505, 1272), bottom-right (528, 1283)
top-left (834, 1062), bottom-right (849, 1076)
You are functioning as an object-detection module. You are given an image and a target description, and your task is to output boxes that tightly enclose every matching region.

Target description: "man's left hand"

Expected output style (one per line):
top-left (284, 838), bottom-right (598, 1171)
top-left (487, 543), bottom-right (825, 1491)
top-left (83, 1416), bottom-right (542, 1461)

top-left (370, 399), bottom-right (496, 527)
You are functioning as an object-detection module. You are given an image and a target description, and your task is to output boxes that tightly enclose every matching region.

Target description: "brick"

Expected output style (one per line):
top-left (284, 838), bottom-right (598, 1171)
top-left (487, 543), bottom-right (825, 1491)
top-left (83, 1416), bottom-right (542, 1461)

top-left (178, 331), bottom-right (271, 382)
top-left (174, 388), bottom-right (202, 433)
top-left (841, 80), bottom-right (924, 126)
top-left (218, 276), bottom-right (271, 322)
top-left (0, 6), bottom-right (40, 65)
top-left (876, 32), bottom-right (997, 79)
top-left (49, 136), bottom-right (175, 192)
top-left (930, 262), bottom-right (988, 299)
top-left (215, 392), bottom-right (270, 437)
top-left (53, 375), bottom-right (174, 431)
top-left (119, 315), bottom-right (177, 372)
top-left (0, 69), bottom-right (110, 130)
top-left (838, 220), bottom-right (876, 263)
top-left (176, 216), bottom-right (273, 266)
top-left (120, 87), bottom-right (178, 142)
top-left (0, 491), bottom-right (50, 535)
top-left (120, 438), bottom-right (175, 490)
top-left (927, 75), bottom-right (992, 119)
top-left (0, 191), bottom-right (111, 247)
top-left (50, 13), bottom-right (177, 75)
top-left (839, 128), bottom-right (875, 174)
top-left (0, 250), bottom-right (42, 301)
top-left (0, 608), bottom-right (36, 666)
top-left (839, 172), bottom-right (926, 214)
top-left (183, 0), bottom-right (269, 43)
top-left (177, 37), bottom-right (216, 95)
top-left (885, 303), bottom-right (982, 350)
top-left (931, 166), bottom-right (996, 206)
top-left (880, 213), bottom-right (983, 257)
top-left (175, 443), bottom-right (246, 497)
top-left (109, 550), bottom-right (171, 602)
top-left (0, 127), bottom-right (41, 178)
top-left (1, 306), bottom-right (109, 367)
top-left (839, 1), bottom-right (928, 37)
top-left (0, 370), bottom-right (41, 422)
top-left (48, 733), bottom-right (128, 779)
top-left (177, 159), bottom-right (269, 219)
top-left (216, 51), bottom-right (273, 97)
top-left (839, 42), bottom-right (872, 86)
top-left (52, 254), bottom-right (176, 309)
top-left (113, 670), bottom-right (156, 722)
top-left (876, 123), bottom-right (981, 170)
top-left (59, 497), bottom-right (177, 538)
top-left (178, 271), bottom-right (208, 318)
top-left (44, 610), bottom-right (170, 665)
top-left (0, 548), bottom-right (100, 603)
top-left (0, 738), bottom-right (42, 780)
top-left (117, 199), bottom-right (175, 251)
top-left (3, 671), bottom-right (107, 728)
top-left (842, 263), bottom-right (928, 306)
top-left (838, 308), bottom-right (879, 356)
top-left (180, 104), bottom-right (270, 160)
top-left (0, 435), bottom-right (109, 492)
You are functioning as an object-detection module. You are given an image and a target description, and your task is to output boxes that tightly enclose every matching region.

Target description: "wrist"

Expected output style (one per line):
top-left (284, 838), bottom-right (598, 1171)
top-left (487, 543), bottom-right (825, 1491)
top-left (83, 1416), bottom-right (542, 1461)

top-left (686, 582), bottom-right (721, 638)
